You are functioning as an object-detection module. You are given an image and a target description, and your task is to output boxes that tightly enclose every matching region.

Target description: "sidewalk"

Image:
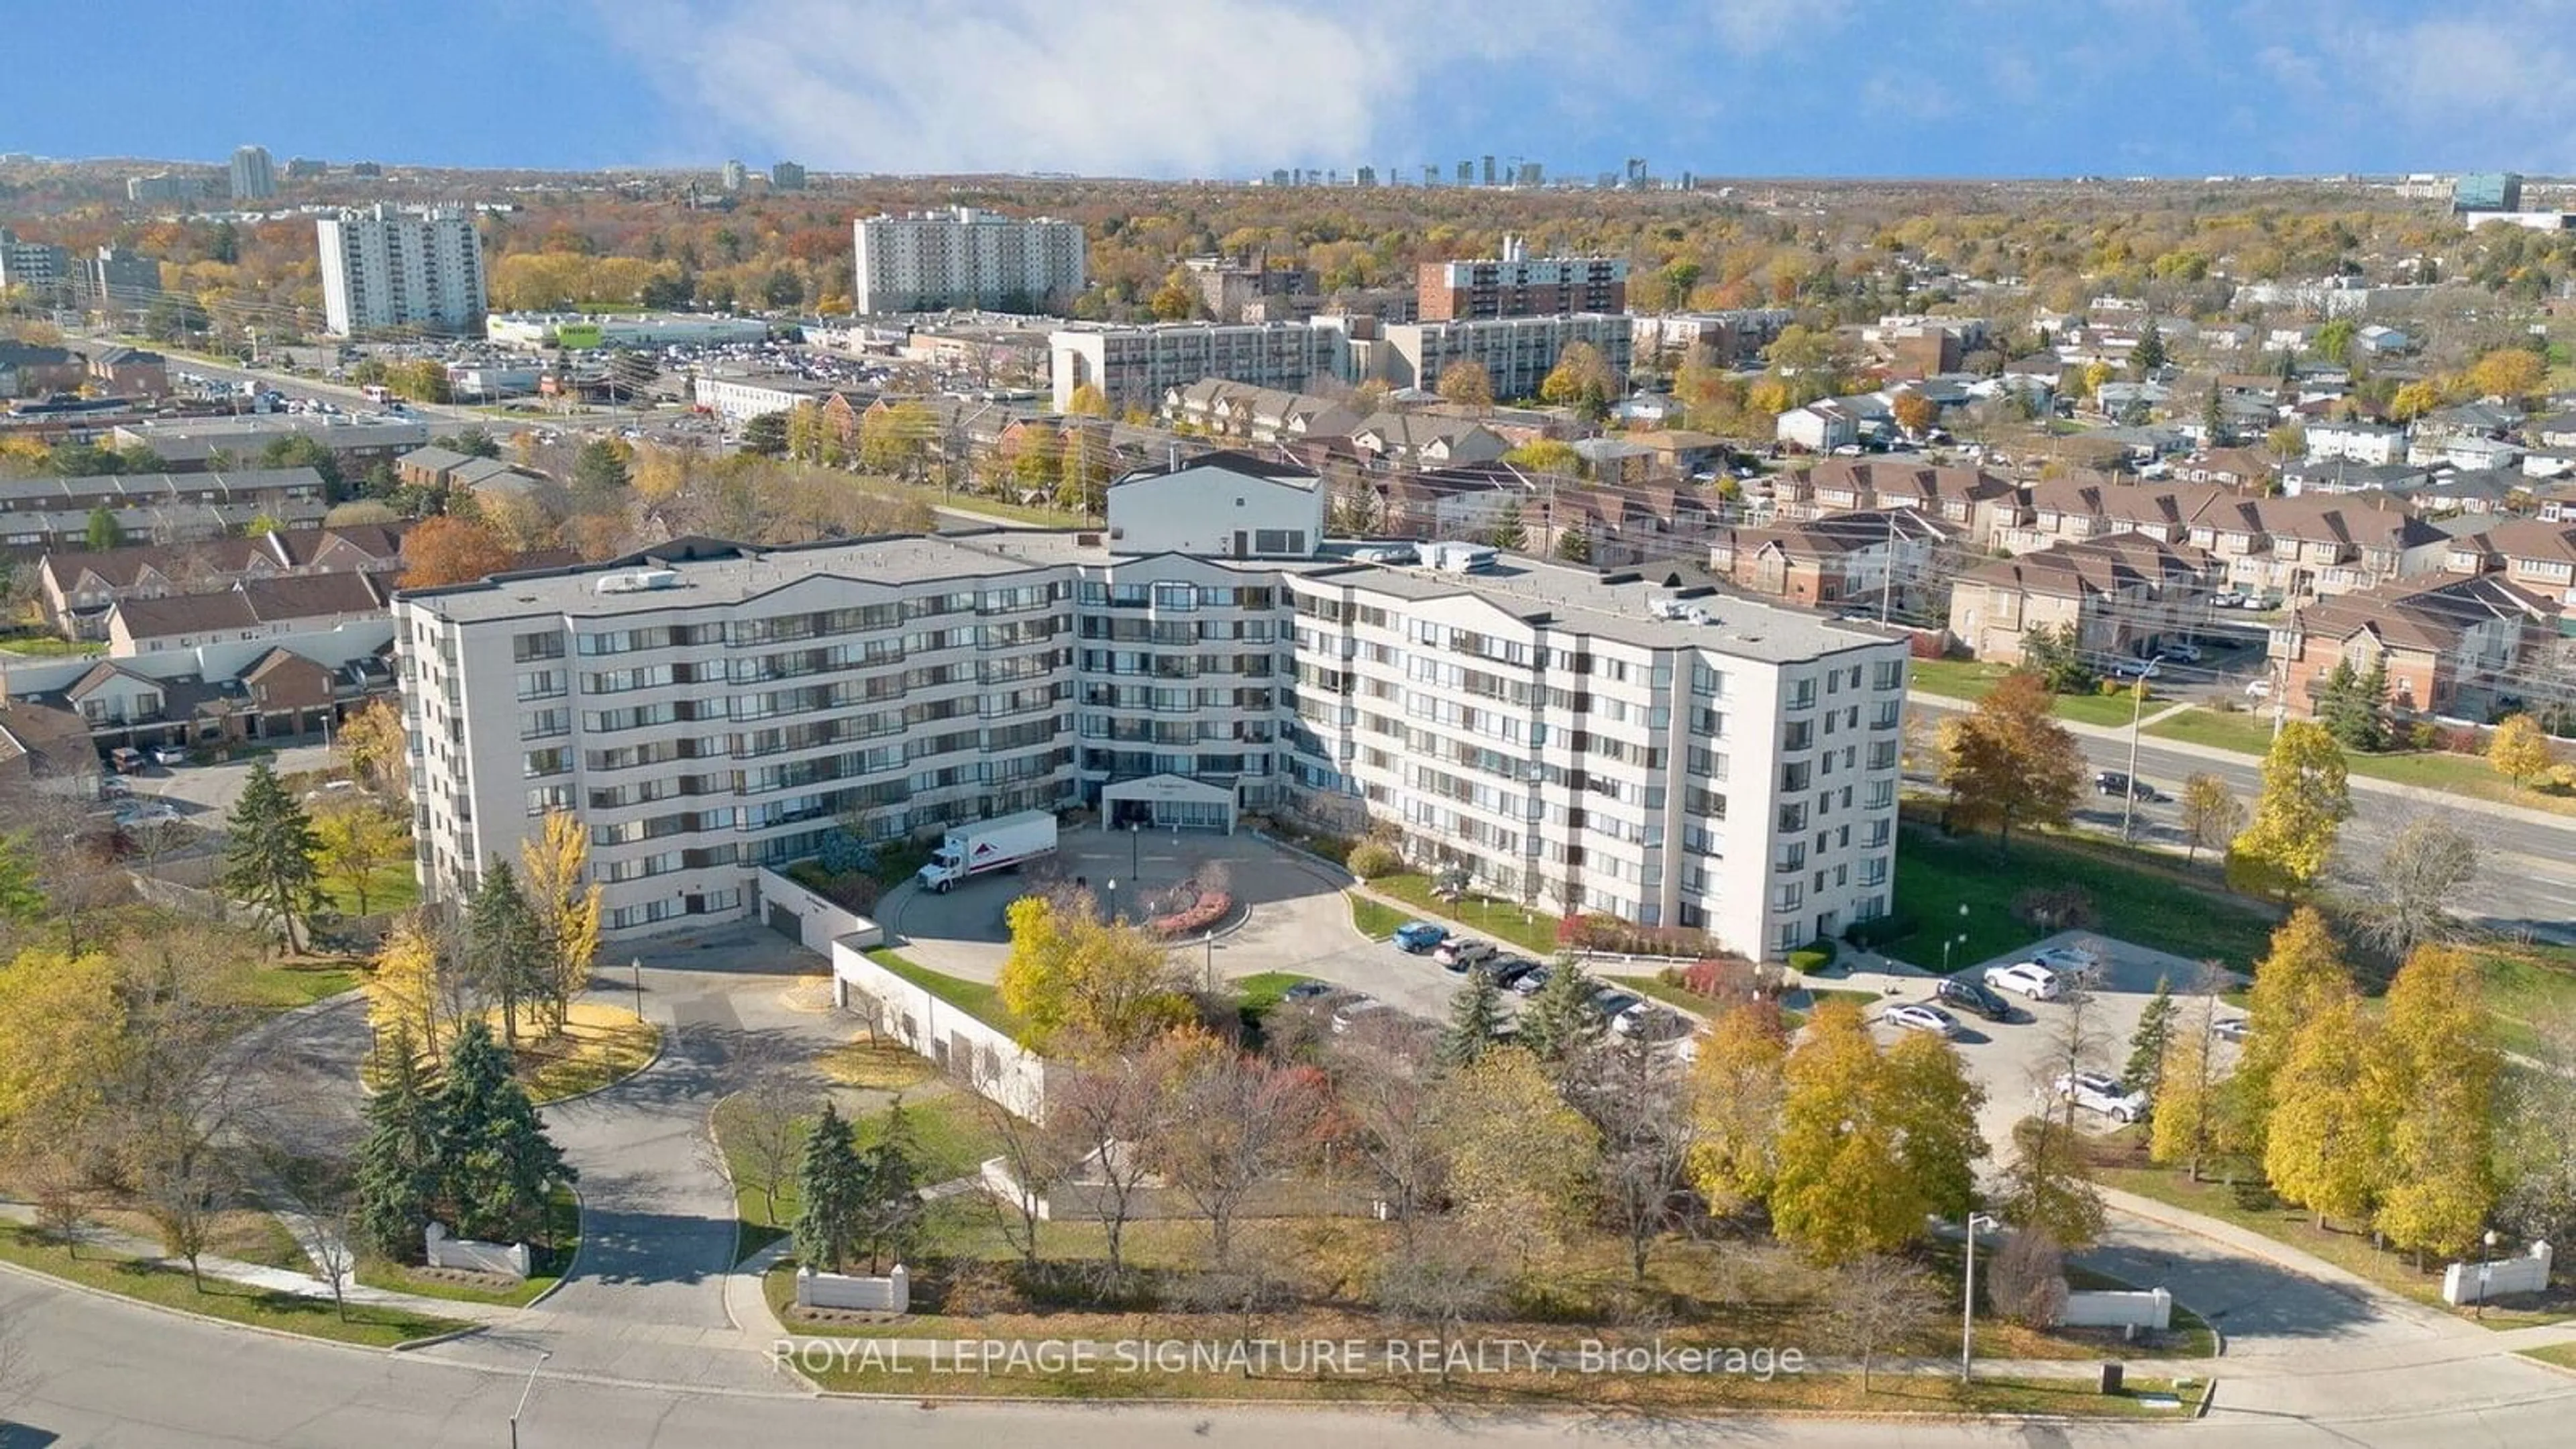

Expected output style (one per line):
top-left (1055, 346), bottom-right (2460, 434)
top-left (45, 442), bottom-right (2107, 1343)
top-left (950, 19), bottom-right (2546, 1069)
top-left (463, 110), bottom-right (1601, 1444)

top-left (0, 1199), bottom-right (517, 1325)
top-left (2094, 1185), bottom-right (2471, 1337)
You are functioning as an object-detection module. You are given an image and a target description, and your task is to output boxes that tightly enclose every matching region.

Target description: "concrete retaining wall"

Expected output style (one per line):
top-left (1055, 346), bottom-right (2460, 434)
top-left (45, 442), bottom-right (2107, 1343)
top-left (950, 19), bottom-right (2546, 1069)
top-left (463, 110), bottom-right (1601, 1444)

top-left (754, 867), bottom-right (885, 955)
top-left (828, 943), bottom-right (1053, 1122)
top-left (795, 1264), bottom-right (909, 1313)
top-left (423, 1222), bottom-right (529, 1279)
top-left (2445, 1242), bottom-right (2552, 1305)
top-left (2061, 1287), bottom-right (2172, 1330)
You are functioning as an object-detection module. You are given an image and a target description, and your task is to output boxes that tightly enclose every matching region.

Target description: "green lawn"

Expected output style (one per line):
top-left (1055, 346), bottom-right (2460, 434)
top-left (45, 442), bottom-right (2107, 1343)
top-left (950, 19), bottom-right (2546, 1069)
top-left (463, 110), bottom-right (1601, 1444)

top-left (0, 633), bottom-right (107, 659)
top-left (317, 860), bottom-right (422, 918)
top-left (239, 961), bottom-right (363, 1010)
top-left (1911, 660), bottom-right (2163, 728)
top-left (2094, 1161), bottom-right (2568, 1326)
top-left (1347, 893), bottom-right (1408, 941)
top-left (1364, 875), bottom-right (1560, 955)
top-left (1232, 971), bottom-right (1317, 1016)
top-left (1892, 826), bottom-right (2277, 970)
top-left (2518, 1342), bottom-right (2576, 1371)
top-left (2147, 710), bottom-right (2576, 816)
top-left (357, 1187), bottom-right (579, 1307)
top-left (2470, 943), bottom-right (2576, 1059)
top-left (0, 1222), bottom-right (470, 1347)
top-left (716, 1091), bottom-right (1000, 1258)
top-left (864, 947), bottom-right (1024, 1032)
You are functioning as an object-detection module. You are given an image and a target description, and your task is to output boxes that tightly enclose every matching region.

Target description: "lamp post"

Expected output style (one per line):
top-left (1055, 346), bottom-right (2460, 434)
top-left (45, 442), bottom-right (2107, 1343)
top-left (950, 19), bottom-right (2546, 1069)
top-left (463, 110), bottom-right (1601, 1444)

top-left (1203, 935), bottom-right (1219, 993)
top-left (2120, 674), bottom-right (2148, 842)
top-left (1105, 877), bottom-right (1117, 924)
top-left (629, 955), bottom-right (644, 1020)
top-left (1130, 820), bottom-right (1142, 885)
top-left (1941, 902), bottom-right (1970, 973)
top-left (2478, 1228), bottom-right (2500, 1318)
top-left (508, 1349), bottom-right (551, 1449)
top-left (1960, 1212), bottom-right (1998, 1383)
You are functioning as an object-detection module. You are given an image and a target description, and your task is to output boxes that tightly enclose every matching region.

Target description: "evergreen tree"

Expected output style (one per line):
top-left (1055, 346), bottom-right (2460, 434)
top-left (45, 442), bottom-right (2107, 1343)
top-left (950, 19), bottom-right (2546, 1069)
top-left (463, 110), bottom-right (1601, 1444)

top-left (1515, 957), bottom-right (1606, 1069)
top-left (2201, 381), bottom-right (2226, 444)
top-left (464, 861), bottom-right (548, 1045)
top-left (2125, 976), bottom-right (2178, 1107)
top-left (1488, 500), bottom-right (1527, 551)
top-left (1554, 524), bottom-right (1593, 564)
top-left (432, 1022), bottom-right (573, 1243)
top-left (570, 438), bottom-right (631, 494)
top-left (1438, 970), bottom-right (1508, 1069)
top-left (2315, 657), bottom-right (2387, 751)
top-left (795, 1102), bottom-right (866, 1273)
top-left (219, 758), bottom-right (322, 951)
top-left (855, 1098), bottom-right (924, 1273)
top-left (741, 410), bottom-right (790, 456)
top-left (354, 1028), bottom-right (442, 1260)
top-left (85, 505), bottom-right (124, 551)
top-left (2132, 319), bottom-right (2167, 375)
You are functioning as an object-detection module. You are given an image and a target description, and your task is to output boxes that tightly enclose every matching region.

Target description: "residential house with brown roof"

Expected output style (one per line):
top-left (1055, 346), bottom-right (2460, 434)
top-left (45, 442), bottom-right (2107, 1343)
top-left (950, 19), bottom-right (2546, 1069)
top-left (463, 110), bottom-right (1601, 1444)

top-left (1348, 411), bottom-right (1509, 469)
top-left (2194, 494), bottom-right (2451, 601)
top-left (1162, 380), bottom-right (1361, 444)
top-left (2177, 447), bottom-right (2276, 492)
top-left (38, 522), bottom-right (407, 639)
top-left (105, 570), bottom-right (388, 657)
top-left (0, 694), bottom-right (101, 804)
top-left (1709, 509), bottom-right (1957, 615)
top-left (1773, 460), bottom-right (2023, 545)
top-left (2445, 518), bottom-right (2576, 609)
top-left (1947, 534), bottom-right (2218, 665)
top-left (2271, 572), bottom-right (2559, 721)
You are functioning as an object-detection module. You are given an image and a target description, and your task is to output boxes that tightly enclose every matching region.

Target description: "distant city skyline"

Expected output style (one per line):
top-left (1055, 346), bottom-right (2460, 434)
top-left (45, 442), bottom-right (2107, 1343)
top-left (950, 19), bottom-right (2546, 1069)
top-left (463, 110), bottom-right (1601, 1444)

top-left (8, 0), bottom-right (2576, 180)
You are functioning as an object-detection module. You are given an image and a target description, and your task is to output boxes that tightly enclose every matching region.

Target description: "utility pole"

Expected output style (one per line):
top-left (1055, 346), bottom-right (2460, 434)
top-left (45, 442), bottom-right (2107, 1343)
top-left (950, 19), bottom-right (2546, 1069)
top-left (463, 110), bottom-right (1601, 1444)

top-left (2121, 674), bottom-right (2147, 842)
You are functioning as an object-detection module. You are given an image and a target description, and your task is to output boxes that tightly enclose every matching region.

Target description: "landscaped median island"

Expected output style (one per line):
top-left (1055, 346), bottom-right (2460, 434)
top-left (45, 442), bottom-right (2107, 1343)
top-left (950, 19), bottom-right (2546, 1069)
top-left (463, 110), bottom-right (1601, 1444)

top-left (356, 1185), bottom-right (580, 1307)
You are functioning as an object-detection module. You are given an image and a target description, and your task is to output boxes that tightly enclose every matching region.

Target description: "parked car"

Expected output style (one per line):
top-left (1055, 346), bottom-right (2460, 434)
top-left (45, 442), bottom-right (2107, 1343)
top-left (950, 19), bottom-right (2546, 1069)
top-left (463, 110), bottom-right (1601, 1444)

top-left (1510, 964), bottom-right (1554, 998)
top-left (1436, 938), bottom-right (1499, 973)
top-left (2213, 1018), bottom-right (2253, 1044)
top-left (1281, 980), bottom-right (1336, 1002)
top-left (1984, 961), bottom-right (2065, 1000)
top-left (2094, 770), bottom-right (2161, 802)
top-left (2055, 1070), bottom-right (2149, 1124)
top-left (2108, 656), bottom-right (2162, 680)
top-left (149, 745), bottom-right (189, 767)
top-left (107, 746), bottom-right (144, 773)
top-left (2159, 642), bottom-right (2203, 664)
top-left (1483, 955), bottom-right (1543, 990)
top-left (1882, 1002), bottom-right (1963, 1039)
top-left (1935, 975), bottom-right (2015, 1022)
top-left (1591, 987), bottom-right (1645, 1020)
top-left (1615, 1006), bottom-right (1691, 1042)
top-left (2210, 590), bottom-right (2250, 609)
top-left (101, 775), bottom-right (133, 799)
top-left (1330, 997), bottom-right (1392, 1034)
top-left (2031, 945), bottom-right (2106, 982)
top-left (1391, 921), bottom-right (1448, 954)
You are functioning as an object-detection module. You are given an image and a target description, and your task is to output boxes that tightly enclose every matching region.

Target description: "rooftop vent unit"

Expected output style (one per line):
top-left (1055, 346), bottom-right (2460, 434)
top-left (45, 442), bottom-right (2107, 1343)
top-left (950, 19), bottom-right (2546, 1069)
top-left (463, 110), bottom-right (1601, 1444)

top-left (1648, 597), bottom-right (1711, 625)
top-left (594, 568), bottom-right (682, 594)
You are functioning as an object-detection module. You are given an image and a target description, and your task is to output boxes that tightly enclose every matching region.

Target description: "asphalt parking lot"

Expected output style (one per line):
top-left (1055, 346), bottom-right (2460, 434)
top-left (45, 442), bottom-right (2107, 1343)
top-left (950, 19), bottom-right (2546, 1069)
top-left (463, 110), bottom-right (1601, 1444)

top-left (1858, 930), bottom-right (2239, 1160)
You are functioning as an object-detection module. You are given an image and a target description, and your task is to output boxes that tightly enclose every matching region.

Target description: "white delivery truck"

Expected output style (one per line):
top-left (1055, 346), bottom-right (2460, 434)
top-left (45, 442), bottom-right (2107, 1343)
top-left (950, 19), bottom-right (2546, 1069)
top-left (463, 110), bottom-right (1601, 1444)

top-left (914, 810), bottom-right (1059, 892)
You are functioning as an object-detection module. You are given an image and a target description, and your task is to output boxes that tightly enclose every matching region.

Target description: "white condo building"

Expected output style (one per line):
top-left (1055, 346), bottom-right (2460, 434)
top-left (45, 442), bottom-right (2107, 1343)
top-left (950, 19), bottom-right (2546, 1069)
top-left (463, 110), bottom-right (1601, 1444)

top-left (1050, 321), bottom-right (1350, 413)
top-left (851, 207), bottom-right (1086, 315)
top-left (316, 204), bottom-right (487, 337)
top-left (394, 456), bottom-right (1905, 956)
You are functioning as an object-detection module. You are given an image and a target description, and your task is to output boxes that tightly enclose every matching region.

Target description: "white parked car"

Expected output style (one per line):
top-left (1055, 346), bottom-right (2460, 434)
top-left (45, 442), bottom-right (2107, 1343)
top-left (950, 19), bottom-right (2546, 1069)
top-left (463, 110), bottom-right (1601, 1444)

top-left (1882, 1002), bottom-right (1963, 1039)
top-left (2055, 1071), bottom-right (2149, 1124)
top-left (1984, 961), bottom-right (2065, 1001)
top-left (2244, 677), bottom-right (2273, 699)
top-left (150, 745), bottom-right (189, 767)
top-left (2159, 642), bottom-right (2203, 664)
top-left (2031, 945), bottom-right (2105, 983)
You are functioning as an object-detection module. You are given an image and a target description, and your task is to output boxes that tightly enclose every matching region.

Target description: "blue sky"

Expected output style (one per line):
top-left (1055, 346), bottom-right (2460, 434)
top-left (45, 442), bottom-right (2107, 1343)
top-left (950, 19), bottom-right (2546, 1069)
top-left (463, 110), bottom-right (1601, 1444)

top-left (11, 1), bottom-right (2576, 179)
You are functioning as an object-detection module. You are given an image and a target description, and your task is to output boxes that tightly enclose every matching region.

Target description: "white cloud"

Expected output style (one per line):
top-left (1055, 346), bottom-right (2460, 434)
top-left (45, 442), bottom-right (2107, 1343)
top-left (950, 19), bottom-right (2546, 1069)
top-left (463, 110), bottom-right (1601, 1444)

top-left (1703, 0), bottom-right (1848, 53)
top-left (599, 0), bottom-right (1609, 176)
top-left (2263, 3), bottom-right (2576, 168)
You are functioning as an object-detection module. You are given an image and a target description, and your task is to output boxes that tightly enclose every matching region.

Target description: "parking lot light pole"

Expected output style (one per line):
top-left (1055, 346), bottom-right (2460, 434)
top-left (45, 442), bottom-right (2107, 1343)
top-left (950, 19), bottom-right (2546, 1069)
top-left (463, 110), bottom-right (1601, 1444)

top-left (1941, 902), bottom-right (1970, 972)
top-left (1106, 877), bottom-right (1117, 924)
top-left (508, 1350), bottom-right (551, 1448)
top-left (2120, 676), bottom-right (2147, 843)
top-left (630, 955), bottom-right (644, 1020)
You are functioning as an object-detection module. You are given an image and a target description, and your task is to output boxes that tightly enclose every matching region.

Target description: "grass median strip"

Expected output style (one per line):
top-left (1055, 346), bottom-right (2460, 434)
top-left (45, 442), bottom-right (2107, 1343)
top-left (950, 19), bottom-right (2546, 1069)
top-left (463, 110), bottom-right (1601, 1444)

top-left (0, 1222), bottom-right (472, 1348)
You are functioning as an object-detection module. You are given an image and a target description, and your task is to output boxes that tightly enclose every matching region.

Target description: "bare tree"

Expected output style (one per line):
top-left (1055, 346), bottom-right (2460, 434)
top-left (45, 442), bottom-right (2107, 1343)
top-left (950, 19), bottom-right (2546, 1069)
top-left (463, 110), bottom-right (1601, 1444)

top-left (2337, 813), bottom-right (2479, 964)
top-left (1818, 1252), bottom-right (1945, 1393)
top-left (260, 1148), bottom-right (360, 1321)
top-left (2035, 979), bottom-right (2108, 1136)
top-left (1373, 1224), bottom-right (1508, 1385)
top-left (1565, 1033), bottom-right (1699, 1281)
top-left (1321, 1034), bottom-right (1446, 1238)
top-left (1150, 1047), bottom-right (1332, 1267)
top-left (2178, 773), bottom-right (2245, 865)
top-left (1043, 1044), bottom-right (1173, 1281)
top-left (969, 1085), bottom-right (1077, 1271)
top-left (1985, 1226), bottom-right (2070, 1328)
top-left (722, 1069), bottom-right (814, 1228)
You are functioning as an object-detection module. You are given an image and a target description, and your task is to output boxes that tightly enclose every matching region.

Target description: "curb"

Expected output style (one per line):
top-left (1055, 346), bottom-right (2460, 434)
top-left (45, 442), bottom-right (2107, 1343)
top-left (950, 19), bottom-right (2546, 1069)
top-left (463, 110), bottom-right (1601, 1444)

top-left (390, 1321), bottom-right (492, 1352)
top-left (803, 1385), bottom-right (2145, 1424)
top-left (520, 1182), bottom-right (588, 1311)
top-left (529, 1013), bottom-right (669, 1109)
top-left (2194, 1377), bottom-right (2219, 1418)
top-left (0, 1247), bottom-right (471, 1360)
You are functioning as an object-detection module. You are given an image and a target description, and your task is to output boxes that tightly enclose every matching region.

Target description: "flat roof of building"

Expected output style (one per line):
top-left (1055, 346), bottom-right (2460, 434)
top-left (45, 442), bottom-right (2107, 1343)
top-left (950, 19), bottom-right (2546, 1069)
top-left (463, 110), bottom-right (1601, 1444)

top-left (400, 530), bottom-right (1899, 663)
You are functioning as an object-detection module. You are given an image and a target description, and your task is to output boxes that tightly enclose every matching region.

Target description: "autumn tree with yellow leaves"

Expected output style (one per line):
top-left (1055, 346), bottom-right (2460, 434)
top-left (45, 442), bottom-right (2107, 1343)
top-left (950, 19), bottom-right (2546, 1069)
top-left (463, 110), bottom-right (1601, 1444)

top-left (521, 808), bottom-right (603, 1036)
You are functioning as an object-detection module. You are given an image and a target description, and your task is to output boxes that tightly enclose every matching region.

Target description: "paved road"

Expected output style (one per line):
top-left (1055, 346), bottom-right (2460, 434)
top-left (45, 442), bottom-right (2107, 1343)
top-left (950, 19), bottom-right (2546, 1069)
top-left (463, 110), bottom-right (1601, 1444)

top-left (8, 1262), bottom-right (2576, 1448)
top-left (1910, 696), bottom-right (2576, 941)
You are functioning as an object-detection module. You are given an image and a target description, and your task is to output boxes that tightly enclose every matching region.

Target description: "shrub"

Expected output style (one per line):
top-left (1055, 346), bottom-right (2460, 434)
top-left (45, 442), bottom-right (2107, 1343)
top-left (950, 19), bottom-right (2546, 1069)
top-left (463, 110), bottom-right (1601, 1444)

top-left (1786, 948), bottom-right (1832, 975)
top-left (1150, 890), bottom-right (1232, 938)
top-left (2403, 721), bottom-right (2439, 751)
top-left (1670, 956), bottom-right (1782, 1004)
top-left (816, 827), bottom-right (876, 877)
top-left (2437, 724), bottom-right (2485, 755)
top-left (2096, 678), bottom-right (2130, 698)
top-left (2012, 885), bottom-right (2095, 933)
top-left (1346, 840), bottom-right (1402, 879)
top-left (1560, 914), bottom-right (1727, 959)
top-left (1842, 912), bottom-right (1917, 950)
top-left (1986, 1228), bottom-right (2070, 1328)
